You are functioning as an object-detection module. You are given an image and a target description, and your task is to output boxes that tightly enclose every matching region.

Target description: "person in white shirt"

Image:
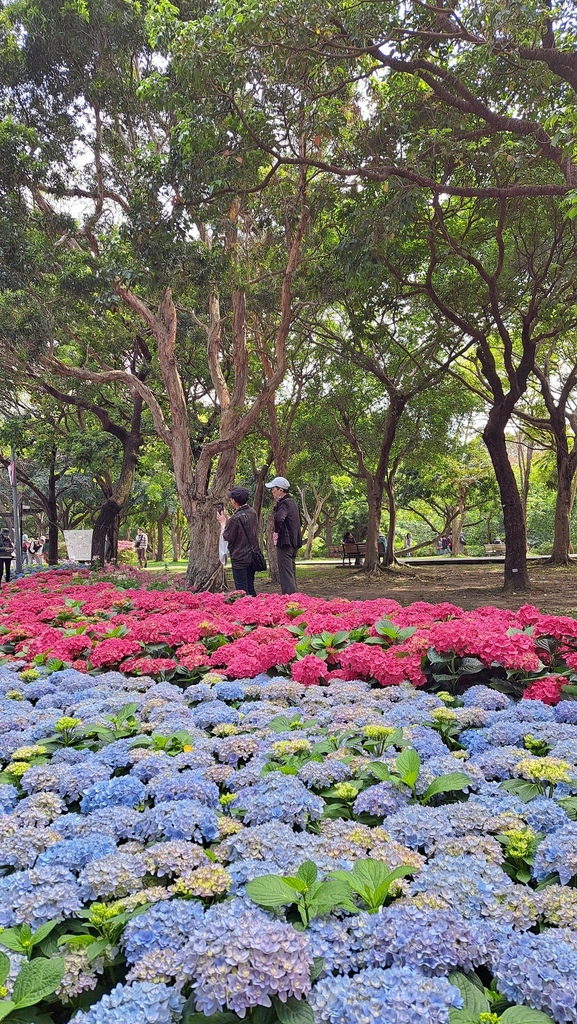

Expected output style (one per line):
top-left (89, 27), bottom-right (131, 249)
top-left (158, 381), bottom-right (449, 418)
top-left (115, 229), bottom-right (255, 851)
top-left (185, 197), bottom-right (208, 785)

top-left (134, 527), bottom-right (148, 567)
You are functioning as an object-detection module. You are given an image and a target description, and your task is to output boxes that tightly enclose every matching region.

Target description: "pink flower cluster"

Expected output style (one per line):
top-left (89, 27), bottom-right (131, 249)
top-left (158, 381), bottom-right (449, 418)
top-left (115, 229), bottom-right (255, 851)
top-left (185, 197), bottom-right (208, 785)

top-left (1, 569), bottom-right (576, 703)
top-left (522, 675), bottom-right (568, 705)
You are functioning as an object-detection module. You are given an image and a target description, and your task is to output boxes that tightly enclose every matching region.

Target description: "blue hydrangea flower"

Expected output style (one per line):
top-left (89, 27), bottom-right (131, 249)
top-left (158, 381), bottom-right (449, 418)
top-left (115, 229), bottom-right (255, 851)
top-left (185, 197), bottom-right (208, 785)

top-left (0, 784), bottom-right (19, 814)
top-left (122, 898), bottom-right (205, 964)
top-left (493, 928), bottom-right (577, 1023)
top-left (459, 729), bottom-right (490, 755)
top-left (174, 898), bottom-right (312, 1016)
top-left (298, 759), bottom-right (352, 790)
top-left (80, 776), bottom-right (147, 813)
top-left (366, 902), bottom-right (491, 974)
top-left (384, 804), bottom-right (454, 851)
top-left (36, 836), bottom-right (117, 872)
top-left (554, 701), bottom-right (577, 724)
top-left (220, 821), bottom-right (322, 874)
top-left (461, 685), bottom-right (511, 710)
top-left (136, 799), bottom-right (219, 843)
top-left (234, 772), bottom-right (324, 827)
top-left (353, 781), bottom-right (410, 817)
top-left (148, 769), bottom-right (219, 807)
top-left (0, 863), bottom-right (85, 927)
top-left (309, 965), bottom-right (463, 1024)
top-left (532, 821), bottom-right (577, 884)
top-left (213, 680), bottom-right (248, 701)
top-left (522, 796), bottom-right (570, 835)
top-left (192, 700), bottom-right (241, 729)
top-left (79, 850), bottom-right (148, 899)
top-left (72, 980), bottom-right (185, 1023)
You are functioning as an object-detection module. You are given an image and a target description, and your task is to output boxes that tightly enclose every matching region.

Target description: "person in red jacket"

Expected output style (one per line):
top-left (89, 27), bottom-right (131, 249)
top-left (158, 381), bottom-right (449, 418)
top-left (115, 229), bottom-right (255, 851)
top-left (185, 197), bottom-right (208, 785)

top-left (265, 476), bottom-right (302, 595)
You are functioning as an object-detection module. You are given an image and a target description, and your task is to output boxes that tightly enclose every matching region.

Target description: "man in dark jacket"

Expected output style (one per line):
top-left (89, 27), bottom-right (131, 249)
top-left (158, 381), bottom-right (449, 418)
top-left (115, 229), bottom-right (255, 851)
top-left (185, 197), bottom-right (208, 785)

top-left (266, 476), bottom-right (302, 595)
top-left (217, 486), bottom-right (260, 596)
top-left (0, 528), bottom-right (14, 585)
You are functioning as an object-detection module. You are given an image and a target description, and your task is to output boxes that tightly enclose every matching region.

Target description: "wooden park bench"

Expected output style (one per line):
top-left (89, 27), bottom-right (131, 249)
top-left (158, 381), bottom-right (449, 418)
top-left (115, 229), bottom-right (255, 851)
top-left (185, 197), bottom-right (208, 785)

top-left (485, 542), bottom-right (506, 556)
top-left (342, 540), bottom-right (387, 565)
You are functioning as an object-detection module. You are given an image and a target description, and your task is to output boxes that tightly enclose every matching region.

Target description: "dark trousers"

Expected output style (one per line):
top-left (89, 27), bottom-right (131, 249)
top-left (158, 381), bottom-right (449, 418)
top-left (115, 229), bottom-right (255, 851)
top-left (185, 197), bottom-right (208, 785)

top-left (231, 561), bottom-right (256, 597)
top-left (276, 545), bottom-right (298, 595)
top-left (0, 558), bottom-right (11, 583)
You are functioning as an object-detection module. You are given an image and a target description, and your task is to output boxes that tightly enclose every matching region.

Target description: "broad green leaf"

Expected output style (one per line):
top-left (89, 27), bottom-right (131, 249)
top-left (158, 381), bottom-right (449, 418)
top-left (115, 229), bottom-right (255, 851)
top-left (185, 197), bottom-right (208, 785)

top-left (250, 1007), bottom-right (280, 1024)
top-left (115, 702), bottom-right (139, 723)
top-left (459, 657), bottom-right (485, 674)
top-left (86, 938), bottom-right (111, 962)
top-left (332, 631), bottom-right (350, 645)
top-left (367, 761), bottom-right (392, 781)
top-left (395, 747), bottom-right (421, 786)
top-left (12, 956), bottom-right (65, 1008)
top-left (182, 1011), bottom-right (238, 1024)
top-left (0, 930), bottom-right (26, 954)
top-left (558, 797), bottom-right (577, 820)
top-left (448, 972), bottom-right (489, 1017)
top-left (245, 875), bottom-right (299, 907)
top-left (280, 875), bottom-right (308, 894)
top-left (0, 1002), bottom-right (16, 1022)
top-left (297, 861), bottom-right (318, 887)
top-left (30, 919), bottom-right (60, 947)
top-left (448, 1011), bottom-right (478, 1024)
top-left (421, 772), bottom-right (472, 803)
top-left (0, 953), bottom-right (10, 987)
top-left (499, 1008), bottom-right (556, 1023)
top-left (183, 1012), bottom-right (239, 1024)
top-left (310, 956), bottom-right (325, 981)
top-left (311, 880), bottom-right (355, 915)
top-left (499, 779), bottom-right (540, 803)
top-left (268, 715), bottom-right (300, 733)
top-left (274, 995), bottom-right (315, 1024)
top-left (427, 648), bottom-right (450, 664)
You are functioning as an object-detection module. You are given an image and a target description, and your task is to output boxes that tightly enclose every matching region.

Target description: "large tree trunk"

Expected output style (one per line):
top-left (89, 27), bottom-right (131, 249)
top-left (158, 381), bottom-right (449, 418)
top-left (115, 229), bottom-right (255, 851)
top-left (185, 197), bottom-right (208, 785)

top-left (170, 512), bottom-right (183, 561)
top-left (156, 507), bottom-right (168, 562)
top-left (364, 480), bottom-right (383, 571)
top-left (382, 477), bottom-right (397, 568)
top-left (186, 499), bottom-right (226, 592)
top-left (550, 453), bottom-right (574, 565)
top-left (483, 415), bottom-right (530, 590)
top-left (46, 453), bottom-right (59, 565)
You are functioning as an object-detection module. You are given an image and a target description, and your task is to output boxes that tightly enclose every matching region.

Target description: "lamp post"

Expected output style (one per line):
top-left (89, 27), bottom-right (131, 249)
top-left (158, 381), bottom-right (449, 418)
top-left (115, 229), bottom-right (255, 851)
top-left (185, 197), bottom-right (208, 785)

top-left (9, 448), bottom-right (22, 574)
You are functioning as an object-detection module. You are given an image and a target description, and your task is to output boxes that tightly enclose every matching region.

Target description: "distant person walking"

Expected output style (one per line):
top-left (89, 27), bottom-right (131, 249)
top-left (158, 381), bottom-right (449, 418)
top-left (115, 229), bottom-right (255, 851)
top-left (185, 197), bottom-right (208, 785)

top-left (266, 476), bottom-right (302, 595)
top-left (21, 534), bottom-right (30, 565)
top-left (134, 527), bottom-right (148, 568)
top-left (217, 486), bottom-right (260, 597)
top-left (28, 537), bottom-right (43, 565)
top-left (405, 531), bottom-right (413, 550)
top-left (0, 528), bottom-right (14, 585)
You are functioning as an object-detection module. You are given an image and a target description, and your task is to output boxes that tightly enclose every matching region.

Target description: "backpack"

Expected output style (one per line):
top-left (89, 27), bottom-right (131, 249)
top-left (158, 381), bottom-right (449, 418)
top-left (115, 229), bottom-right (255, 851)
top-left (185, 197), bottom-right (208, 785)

top-left (0, 535), bottom-right (12, 556)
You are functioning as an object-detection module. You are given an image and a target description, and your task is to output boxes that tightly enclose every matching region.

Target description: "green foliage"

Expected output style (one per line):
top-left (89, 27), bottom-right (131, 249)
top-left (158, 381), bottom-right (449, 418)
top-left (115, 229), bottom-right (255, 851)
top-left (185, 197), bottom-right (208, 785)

top-left (448, 971), bottom-right (556, 1024)
top-left (367, 747), bottom-right (472, 804)
top-left (330, 859), bottom-right (415, 914)
top-left (245, 860), bottom-right (356, 926)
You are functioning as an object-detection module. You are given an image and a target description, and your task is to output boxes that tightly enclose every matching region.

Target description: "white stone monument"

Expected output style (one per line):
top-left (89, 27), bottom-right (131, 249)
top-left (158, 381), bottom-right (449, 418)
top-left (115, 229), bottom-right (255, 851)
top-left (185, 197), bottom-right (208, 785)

top-left (63, 530), bottom-right (93, 562)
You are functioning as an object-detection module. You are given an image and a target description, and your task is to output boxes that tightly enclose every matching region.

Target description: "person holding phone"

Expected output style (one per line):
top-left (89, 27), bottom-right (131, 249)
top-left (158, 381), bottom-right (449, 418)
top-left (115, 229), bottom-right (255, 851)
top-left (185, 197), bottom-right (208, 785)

top-left (216, 487), bottom-right (259, 596)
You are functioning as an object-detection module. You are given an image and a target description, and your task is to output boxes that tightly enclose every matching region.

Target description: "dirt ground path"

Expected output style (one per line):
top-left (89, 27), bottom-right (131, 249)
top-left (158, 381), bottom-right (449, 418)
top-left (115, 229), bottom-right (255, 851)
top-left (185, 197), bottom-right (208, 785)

top-left (256, 560), bottom-right (577, 616)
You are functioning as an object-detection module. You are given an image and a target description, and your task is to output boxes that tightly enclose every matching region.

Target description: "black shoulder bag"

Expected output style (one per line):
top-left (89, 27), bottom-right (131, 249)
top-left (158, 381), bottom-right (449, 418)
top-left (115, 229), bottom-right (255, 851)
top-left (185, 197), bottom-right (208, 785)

top-left (237, 515), bottom-right (267, 573)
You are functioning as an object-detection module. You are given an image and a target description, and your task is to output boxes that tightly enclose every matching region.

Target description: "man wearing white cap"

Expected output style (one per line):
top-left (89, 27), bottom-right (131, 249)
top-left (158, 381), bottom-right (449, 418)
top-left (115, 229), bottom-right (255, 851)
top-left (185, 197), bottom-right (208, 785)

top-left (265, 476), bottom-right (302, 595)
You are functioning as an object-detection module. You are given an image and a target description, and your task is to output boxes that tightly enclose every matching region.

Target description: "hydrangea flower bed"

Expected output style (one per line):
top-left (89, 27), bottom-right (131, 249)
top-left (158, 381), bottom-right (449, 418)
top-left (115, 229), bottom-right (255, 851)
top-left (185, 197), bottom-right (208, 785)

top-left (0, 570), bottom-right (575, 1022)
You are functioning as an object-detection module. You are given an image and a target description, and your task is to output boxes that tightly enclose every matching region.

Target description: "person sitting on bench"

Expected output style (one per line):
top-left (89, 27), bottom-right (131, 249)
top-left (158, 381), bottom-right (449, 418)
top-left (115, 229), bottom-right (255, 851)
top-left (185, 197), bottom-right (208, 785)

top-left (342, 530), bottom-right (361, 565)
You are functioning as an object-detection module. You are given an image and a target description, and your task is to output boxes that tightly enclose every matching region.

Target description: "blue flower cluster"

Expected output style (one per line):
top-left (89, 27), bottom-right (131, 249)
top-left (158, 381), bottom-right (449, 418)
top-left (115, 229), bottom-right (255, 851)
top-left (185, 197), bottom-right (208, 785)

top-left (0, 650), bottom-right (576, 1024)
